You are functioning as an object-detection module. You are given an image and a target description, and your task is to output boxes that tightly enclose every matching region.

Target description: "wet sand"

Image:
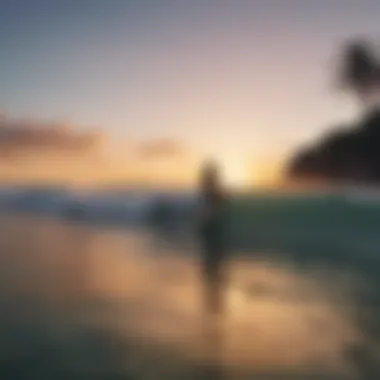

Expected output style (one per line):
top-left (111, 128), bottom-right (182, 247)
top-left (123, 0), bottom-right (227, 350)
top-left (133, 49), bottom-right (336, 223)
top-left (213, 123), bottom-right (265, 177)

top-left (0, 214), bottom-right (376, 379)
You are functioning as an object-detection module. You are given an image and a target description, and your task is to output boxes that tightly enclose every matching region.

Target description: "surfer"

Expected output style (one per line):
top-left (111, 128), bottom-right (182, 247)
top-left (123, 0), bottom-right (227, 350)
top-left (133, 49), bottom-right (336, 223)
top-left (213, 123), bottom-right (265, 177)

top-left (198, 160), bottom-right (230, 316)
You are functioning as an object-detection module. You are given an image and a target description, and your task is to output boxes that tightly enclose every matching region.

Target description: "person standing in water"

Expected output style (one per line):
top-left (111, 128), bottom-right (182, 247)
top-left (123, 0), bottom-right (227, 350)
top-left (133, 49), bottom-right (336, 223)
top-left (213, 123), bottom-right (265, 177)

top-left (198, 160), bottom-right (230, 317)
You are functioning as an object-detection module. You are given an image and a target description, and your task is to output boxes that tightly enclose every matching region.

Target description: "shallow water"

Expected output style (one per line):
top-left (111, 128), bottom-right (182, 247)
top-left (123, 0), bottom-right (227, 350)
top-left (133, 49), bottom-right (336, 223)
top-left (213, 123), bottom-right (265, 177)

top-left (0, 214), bottom-right (378, 379)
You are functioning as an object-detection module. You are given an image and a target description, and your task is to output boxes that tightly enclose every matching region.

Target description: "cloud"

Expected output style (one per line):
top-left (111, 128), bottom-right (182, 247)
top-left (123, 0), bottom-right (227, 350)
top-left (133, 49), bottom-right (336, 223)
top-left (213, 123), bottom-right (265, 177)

top-left (0, 114), bottom-right (198, 185)
top-left (0, 115), bottom-right (189, 162)
top-left (137, 138), bottom-right (187, 158)
top-left (0, 115), bottom-right (105, 158)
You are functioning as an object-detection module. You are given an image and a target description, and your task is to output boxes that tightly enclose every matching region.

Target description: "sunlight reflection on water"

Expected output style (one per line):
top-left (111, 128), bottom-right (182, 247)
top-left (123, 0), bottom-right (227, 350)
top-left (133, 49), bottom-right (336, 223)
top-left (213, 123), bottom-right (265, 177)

top-left (0, 215), bottom-right (372, 379)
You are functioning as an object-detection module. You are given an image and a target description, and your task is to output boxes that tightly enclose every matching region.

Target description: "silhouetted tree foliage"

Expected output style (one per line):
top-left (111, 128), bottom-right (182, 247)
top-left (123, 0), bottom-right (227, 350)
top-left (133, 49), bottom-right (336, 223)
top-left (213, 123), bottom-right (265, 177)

top-left (287, 39), bottom-right (380, 185)
top-left (287, 109), bottom-right (380, 184)
top-left (339, 39), bottom-right (380, 98)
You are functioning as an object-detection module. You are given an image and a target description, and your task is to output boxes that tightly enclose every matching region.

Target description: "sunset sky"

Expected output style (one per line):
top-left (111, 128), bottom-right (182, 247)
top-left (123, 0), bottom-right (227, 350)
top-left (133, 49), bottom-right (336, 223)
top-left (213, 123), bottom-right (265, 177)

top-left (1, 1), bottom-right (379, 186)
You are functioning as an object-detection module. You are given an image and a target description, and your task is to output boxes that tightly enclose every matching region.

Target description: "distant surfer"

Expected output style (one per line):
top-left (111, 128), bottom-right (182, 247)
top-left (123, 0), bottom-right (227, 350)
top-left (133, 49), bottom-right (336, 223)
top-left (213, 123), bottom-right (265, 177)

top-left (198, 160), bottom-right (230, 316)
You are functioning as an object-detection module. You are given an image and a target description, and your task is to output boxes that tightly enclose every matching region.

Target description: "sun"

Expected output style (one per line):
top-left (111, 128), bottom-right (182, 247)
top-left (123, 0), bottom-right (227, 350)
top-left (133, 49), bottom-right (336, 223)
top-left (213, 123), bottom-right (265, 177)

top-left (221, 160), bottom-right (248, 189)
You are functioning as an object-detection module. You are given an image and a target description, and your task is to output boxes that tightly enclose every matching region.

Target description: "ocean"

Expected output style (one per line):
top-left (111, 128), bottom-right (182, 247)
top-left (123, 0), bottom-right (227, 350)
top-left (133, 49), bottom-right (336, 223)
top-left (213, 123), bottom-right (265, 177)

top-left (0, 187), bottom-right (379, 379)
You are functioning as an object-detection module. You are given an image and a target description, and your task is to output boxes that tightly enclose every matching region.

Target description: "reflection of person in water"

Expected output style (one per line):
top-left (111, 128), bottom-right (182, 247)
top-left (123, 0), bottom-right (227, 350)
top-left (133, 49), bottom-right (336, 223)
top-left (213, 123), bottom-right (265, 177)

top-left (198, 160), bottom-right (229, 317)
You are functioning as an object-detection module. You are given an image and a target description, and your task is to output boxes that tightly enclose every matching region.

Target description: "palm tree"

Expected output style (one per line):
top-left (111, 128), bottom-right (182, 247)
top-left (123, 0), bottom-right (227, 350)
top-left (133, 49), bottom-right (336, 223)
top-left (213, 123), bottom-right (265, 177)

top-left (338, 38), bottom-right (380, 106)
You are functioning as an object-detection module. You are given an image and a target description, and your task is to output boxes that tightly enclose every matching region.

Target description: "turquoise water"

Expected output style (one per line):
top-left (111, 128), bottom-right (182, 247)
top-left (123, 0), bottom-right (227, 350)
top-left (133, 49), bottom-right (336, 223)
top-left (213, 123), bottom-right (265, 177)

top-left (230, 194), bottom-right (380, 252)
top-left (233, 193), bottom-right (380, 236)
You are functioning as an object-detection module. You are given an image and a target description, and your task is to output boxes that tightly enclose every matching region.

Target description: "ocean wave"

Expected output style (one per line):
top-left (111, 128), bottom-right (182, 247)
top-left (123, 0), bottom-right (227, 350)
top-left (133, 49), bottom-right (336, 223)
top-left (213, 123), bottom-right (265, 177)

top-left (0, 187), bottom-right (198, 224)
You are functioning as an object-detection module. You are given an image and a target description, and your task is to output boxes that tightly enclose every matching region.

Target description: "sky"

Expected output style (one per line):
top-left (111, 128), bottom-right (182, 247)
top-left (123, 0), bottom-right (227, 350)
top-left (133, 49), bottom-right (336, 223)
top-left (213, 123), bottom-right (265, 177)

top-left (1, 0), bottom-right (380, 186)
